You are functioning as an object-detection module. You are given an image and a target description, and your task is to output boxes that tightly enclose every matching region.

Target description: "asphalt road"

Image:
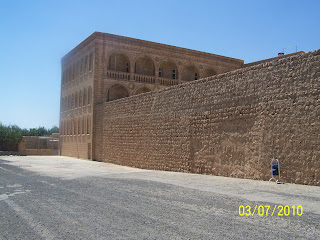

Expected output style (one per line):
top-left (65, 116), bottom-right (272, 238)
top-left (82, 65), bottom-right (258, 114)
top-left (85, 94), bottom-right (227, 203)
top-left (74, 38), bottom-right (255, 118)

top-left (0, 156), bottom-right (319, 240)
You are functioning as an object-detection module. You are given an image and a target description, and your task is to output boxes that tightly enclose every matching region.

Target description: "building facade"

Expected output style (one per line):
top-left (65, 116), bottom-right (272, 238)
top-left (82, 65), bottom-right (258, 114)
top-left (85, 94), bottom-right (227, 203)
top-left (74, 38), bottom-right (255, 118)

top-left (60, 32), bottom-right (244, 159)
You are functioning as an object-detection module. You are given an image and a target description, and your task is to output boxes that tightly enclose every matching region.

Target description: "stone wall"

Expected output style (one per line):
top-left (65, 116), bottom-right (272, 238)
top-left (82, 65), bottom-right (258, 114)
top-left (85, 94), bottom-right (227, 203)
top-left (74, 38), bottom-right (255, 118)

top-left (94, 50), bottom-right (320, 185)
top-left (60, 140), bottom-right (91, 159)
top-left (18, 135), bottom-right (59, 156)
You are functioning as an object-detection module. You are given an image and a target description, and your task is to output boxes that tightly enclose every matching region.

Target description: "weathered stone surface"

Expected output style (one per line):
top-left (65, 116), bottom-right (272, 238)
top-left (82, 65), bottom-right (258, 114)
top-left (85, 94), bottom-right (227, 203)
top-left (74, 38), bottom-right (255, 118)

top-left (94, 50), bottom-right (320, 186)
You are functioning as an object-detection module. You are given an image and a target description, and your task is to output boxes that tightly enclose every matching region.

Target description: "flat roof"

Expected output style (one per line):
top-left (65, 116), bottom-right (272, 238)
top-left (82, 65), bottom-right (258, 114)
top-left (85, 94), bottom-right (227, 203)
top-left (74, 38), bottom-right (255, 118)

top-left (62, 32), bottom-right (244, 65)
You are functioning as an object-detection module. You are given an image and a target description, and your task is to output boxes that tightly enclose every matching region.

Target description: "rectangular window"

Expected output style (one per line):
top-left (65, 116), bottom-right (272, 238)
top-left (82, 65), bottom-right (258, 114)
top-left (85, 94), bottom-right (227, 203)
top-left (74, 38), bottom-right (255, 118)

top-left (159, 68), bottom-right (162, 77)
top-left (126, 63), bottom-right (129, 72)
top-left (195, 72), bottom-right (198, 80)
top-left (172, 69), bottom-right (176, 79)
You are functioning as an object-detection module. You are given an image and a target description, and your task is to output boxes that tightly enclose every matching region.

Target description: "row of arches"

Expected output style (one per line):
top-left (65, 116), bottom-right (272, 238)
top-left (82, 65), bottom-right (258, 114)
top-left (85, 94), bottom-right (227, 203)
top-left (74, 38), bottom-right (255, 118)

top-left (61, 115), bottom-right (91, 136)
top-left (107, 84), bottom-right (151, 102)
top-left (62, 52), bottom-right (94, 85)
top-left (61, 86), bottom-right (92, 112)
top-left (108, 52), bottom-right (217, 81)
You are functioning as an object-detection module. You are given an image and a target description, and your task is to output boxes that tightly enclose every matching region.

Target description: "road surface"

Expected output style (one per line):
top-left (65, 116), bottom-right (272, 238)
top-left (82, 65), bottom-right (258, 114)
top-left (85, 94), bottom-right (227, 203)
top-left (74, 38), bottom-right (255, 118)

top-left (0, 156), bottom-right (319, 239)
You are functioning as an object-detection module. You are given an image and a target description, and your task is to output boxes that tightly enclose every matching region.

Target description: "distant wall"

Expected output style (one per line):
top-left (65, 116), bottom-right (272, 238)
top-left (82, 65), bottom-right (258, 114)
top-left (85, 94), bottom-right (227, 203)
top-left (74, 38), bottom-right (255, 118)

top-left (94, 50), bottom-right (320, 185)
top-left (0, 141), bottom-right (18, 151)
top-left (19, 135), bottom-right (59, 156)
top-left (22, 149), bottom-right (58, 156)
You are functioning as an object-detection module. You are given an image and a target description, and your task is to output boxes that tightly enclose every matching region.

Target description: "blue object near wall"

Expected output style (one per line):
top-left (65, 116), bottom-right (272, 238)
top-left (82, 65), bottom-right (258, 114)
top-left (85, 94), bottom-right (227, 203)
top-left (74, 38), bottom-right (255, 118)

top-left (272, 164), bottom-right (279, 176)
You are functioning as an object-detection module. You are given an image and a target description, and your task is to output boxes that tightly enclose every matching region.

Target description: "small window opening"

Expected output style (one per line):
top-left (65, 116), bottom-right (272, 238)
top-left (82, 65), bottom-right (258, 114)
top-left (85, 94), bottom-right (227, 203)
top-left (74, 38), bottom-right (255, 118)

top-left (172, 69), bottom-right (176, 79)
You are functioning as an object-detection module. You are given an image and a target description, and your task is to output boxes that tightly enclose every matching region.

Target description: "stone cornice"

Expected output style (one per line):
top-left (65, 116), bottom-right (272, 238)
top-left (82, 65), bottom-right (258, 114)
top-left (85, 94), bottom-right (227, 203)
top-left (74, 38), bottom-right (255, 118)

top-left (61, 33), bottom-right (99, 64)
top-left (62, 32), bottom-right (244, 65)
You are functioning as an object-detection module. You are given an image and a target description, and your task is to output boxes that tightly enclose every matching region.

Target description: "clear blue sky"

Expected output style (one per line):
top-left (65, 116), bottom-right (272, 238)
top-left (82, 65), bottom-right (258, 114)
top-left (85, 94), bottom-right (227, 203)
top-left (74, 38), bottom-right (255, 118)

top-left (0, 0), bottom-right (319, 129)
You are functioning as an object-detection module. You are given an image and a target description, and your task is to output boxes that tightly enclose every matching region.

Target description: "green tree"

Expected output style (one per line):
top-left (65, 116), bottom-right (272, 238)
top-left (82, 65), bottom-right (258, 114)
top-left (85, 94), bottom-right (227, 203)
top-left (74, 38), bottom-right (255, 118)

top-left (48, 126), bottom-right (59, 135)
top-left (0, 123), bottom-right (22, 143)
top-left (0, 122), bottom-right (59, 140)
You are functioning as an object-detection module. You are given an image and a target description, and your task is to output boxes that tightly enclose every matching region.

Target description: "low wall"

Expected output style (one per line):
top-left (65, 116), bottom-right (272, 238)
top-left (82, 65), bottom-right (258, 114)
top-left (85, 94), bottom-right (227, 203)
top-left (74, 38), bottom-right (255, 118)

top-left (94, 50), bottom-right (320, 185)
top-left (23, 149), bottom-right (58, 155)
top-left (18, 135), bottom-right (59, 156)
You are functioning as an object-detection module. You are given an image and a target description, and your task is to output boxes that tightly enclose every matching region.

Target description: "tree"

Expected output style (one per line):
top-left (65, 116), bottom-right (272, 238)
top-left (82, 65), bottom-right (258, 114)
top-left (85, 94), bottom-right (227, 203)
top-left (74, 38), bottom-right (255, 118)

top-left (48, 126), bottom-right (59, 135)
top-left (0, 122), bottom-right (59, 139)
top-left (0, 123), bottom-right (22, 143)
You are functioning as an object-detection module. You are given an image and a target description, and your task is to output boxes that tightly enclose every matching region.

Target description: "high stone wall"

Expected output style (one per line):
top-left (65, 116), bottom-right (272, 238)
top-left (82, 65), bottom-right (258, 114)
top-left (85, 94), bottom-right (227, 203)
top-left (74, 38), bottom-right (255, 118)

top-left (94, 50), bottom-right (320, 185)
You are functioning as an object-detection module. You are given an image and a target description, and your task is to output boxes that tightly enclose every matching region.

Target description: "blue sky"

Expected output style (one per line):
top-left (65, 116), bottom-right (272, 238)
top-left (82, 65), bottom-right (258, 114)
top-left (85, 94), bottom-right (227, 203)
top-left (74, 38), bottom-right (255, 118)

top-left (0, 0), bottom-right (319, 129)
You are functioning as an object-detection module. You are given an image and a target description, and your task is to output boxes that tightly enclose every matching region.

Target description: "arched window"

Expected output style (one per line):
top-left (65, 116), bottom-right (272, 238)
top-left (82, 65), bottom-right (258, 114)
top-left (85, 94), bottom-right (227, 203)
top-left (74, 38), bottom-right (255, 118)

top-left (76, 61), bottom-right (79, 78)
top-left (66, 68), bottom-right (69, 83)
top-left (75, 119), bottom-right (77, 135)
top-left (107, 84), bottom-right (129, 102)
top-left (71, 94), bottom-right (74, 109)
top-left (67, 96), bottom-right (71, 110)
top-left (72, 63), bottom-right (75, 80)
top-left (85, 55), bottom-right (88, 74)
top-left (89, 53), bottom-right (93, 71)
top-left (61, 121), bottom-right (63, 135)
top-left (159, 60), bottom-right (178, 79)
top-left (83, 88), bottom-right (87, 106)
top-left (73, 120), bottom-right (76, 135)
top-left (68, 67), bottom-right (71, 82)
top-left (134, 86), bottom-right (151, 95)
top-left (182, 64), bottom-right (199, 81)
top-left (203, 68), bottom-right (216, 78)
top-left (87, 116), bottom-right (90, 134)
top-left (80, 58), bottom-right (84, 76)
top-left (62, 70), bottom-right (66, 85)
top-left (61, 99), bottom-right (63, 113)
top-left (135, 55), bottom-right (155, 76)
top-left (70, 65), bottom-right (73, 80)
top-left (82, 116), bottom-right (85, 134)
top-left (79, 90), bottom-right (82, 108)
top-left (75, 92), bottom-right (78, 108)
top-left (78, 118), bottom-right (81, 135)
top-left (88, 86), bottom-right (92, 104)
top-left (108, 52), bottom-right (130, 72)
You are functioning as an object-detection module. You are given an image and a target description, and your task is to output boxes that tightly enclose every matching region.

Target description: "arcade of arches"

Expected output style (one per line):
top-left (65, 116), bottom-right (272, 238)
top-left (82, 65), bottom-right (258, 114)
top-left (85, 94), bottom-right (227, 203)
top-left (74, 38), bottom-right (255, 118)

top-left (106, 53), bottom-right (218, 102)
top-left (108, 53), bottom-right (217, 81)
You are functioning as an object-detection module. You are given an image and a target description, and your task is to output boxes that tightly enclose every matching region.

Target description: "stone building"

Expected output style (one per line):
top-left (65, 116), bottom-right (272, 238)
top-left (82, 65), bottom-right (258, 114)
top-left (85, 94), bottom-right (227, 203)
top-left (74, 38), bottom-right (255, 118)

top-left (60, 32), bottom-right (244, 159)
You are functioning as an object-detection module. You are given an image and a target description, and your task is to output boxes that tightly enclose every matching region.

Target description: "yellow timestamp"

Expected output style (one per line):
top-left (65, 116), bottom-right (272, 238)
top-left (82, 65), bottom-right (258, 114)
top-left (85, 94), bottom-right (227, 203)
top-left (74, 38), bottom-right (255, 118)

top-left (239, 205), bottom-right (303, 216)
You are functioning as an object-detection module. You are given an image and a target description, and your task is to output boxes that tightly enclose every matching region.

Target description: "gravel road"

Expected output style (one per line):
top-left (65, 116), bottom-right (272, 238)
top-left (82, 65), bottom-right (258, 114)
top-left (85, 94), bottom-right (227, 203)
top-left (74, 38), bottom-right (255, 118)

top-left (0, 156), bottom-right (319, 239)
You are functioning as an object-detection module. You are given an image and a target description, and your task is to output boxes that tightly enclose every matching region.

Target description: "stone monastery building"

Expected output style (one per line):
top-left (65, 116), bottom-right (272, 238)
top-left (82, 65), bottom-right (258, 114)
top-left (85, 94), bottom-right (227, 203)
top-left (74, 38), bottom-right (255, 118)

top-left (60, 32), bottom-right (319, 185)
top-left (60, 32), bottom-right (244, 159)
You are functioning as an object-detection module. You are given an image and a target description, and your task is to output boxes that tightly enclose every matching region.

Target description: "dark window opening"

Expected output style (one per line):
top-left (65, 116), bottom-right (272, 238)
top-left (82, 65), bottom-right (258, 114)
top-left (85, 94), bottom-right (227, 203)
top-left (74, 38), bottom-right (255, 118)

top-left (172, 69), bottom-right (176, 79)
